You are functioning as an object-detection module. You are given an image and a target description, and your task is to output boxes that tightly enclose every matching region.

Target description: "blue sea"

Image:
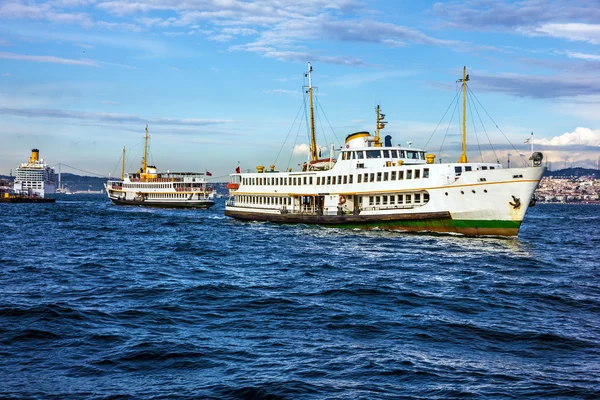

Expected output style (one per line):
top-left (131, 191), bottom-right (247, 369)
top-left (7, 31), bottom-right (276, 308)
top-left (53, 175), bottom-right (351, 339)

top-left (1, 195), bottom-right (599, 399)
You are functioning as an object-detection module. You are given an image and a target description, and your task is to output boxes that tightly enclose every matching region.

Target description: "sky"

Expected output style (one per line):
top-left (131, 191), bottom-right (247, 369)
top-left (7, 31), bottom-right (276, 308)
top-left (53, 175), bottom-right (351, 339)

top-left (1, 0), bottom-right (600, 179)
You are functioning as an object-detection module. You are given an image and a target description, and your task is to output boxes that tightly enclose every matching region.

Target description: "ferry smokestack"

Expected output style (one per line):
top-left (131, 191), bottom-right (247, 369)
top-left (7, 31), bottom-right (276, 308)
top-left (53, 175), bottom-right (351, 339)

top-left (30, 149), bottom-right (39, 163)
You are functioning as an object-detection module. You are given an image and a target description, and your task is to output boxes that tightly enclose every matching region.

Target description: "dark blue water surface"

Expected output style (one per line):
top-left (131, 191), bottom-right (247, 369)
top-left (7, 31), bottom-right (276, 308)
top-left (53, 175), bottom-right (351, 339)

top-left (1, 195), bottom-right (599, 399)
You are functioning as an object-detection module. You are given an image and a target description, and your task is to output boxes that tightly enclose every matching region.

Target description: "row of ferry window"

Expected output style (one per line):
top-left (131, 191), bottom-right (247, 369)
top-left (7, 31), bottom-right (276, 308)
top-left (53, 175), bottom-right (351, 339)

top-left (242, 168), bottom-right (430, 186)
top-left (368, 193), bottom-right (430, 206)
top-left (146, 193), bottom-right (188, 198)
top-left (341, 149), bottom-right (426, 160)
top-left (455, 165), bottom-right (496, 175)
top-left (236, 196), bottom-right (293, 205)
top-left (124, 184), bottom-right (173, 189)
top-left (233, 194), bottom-right (429, 206)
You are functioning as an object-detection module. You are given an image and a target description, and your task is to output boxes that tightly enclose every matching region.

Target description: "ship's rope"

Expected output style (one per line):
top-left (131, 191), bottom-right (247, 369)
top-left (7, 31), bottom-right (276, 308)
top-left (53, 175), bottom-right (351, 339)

top-left (467, 88), bottom-right (499, 163)
top-left (315, 96), bottom-right (342, 149)
top-left (288, 97), bottom-right (308, 170)
top-left (467, 90), bottom-right (484, 162)
top-left (467, 87), bottom-right (529, 165)
top-left (110, 156), bottom-right (123, 178)
top-left (273, 99), bottom-right (305, 168)
top-left (437, 90), bottom-right (461, 160)
top-left (423, 89), bottom-right (460, 150)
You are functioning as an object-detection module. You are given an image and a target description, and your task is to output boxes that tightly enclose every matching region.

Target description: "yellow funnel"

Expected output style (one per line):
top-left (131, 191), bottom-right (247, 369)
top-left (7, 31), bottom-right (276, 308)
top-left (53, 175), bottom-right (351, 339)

top-left (30, 149), bottom-right (39, 163)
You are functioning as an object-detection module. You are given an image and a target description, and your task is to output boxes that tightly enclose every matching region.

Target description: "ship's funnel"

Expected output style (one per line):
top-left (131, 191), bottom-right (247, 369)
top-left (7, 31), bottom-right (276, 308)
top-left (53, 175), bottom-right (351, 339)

top-left (30, 149), bottom-right (39, 163)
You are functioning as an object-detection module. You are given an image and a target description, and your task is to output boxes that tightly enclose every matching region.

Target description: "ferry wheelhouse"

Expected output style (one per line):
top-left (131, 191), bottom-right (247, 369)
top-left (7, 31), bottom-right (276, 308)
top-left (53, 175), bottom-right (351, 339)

top-left (13, 149), bottom-right (56, 198)
top-left (104, 126), bottom-right (215, 209)
top-left (225, 64), bottom-right (545, 236)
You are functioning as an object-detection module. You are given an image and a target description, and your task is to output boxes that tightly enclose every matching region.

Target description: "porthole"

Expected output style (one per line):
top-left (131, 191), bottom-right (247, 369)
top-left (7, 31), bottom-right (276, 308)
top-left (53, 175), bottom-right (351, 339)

top-left (461, 191), bottom-right (464, 195)
top-left (445, 192), bottom-right (448, 196)
top-left (484, 189), bottom-right (488, 193)
top-left (472, 190), bottom-right (476, 193)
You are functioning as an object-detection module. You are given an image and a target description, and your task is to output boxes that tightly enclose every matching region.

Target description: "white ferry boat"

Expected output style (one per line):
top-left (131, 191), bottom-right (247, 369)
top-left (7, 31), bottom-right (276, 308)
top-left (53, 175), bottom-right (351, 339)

top-left (13, 149), bottom-right (56, 198)
top-left (104, 126), bottom-right (215, 209)
top-left (224, 64), bottom-right (545, 236)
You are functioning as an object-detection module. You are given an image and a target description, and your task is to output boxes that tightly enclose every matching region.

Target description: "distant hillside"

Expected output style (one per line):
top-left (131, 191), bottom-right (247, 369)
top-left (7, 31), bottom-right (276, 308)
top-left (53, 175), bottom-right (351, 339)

top-left (58, 173), bottom-right (107, 192)
top-left (544, 167), bottom-right (598, 178)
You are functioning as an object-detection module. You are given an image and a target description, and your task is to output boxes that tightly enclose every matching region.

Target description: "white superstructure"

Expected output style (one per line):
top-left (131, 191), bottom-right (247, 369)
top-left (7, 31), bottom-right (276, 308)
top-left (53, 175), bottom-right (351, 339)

top-left (13, 149), bottom-right (56, 198)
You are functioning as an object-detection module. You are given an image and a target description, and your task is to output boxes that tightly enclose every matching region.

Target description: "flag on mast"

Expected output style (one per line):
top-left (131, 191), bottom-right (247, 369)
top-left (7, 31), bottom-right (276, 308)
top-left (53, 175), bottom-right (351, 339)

top-left (206, 170), bottom-right (212, 176)
top-left (235, 162), bottom-right (241, 173)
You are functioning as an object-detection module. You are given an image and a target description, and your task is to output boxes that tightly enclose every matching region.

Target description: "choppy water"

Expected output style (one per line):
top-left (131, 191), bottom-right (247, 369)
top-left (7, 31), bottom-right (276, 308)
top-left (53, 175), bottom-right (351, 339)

top-left (1, 195), bottom-right (599, 399)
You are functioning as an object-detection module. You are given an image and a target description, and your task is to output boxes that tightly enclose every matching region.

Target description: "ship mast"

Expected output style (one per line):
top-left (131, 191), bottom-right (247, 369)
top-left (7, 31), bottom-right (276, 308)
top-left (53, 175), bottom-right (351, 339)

top-left (142, 125), bottom-right (149, 172)
top-left (121, 146), bottom-right (126, 181)
top-left (306, 62), bottom-right (318, 162)
top-left (457, 66), bottom-right (469, 163)
top-left (375, 105), bottom-right (387, 147)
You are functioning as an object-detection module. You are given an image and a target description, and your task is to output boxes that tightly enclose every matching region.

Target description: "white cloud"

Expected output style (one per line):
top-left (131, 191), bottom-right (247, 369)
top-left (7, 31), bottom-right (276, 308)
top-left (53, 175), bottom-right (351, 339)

top-left (292, 143), bottom-right (331, 156)
top-left (263, 89), bottom-right (300, 96)
top-left (293, 143), bottom-right (310, 155)
top-left (564, 51), bottom-right (600, 61)
top-left (0, 106), bottom-right (234, 127)
top-left (0, 51), bottom-right (98, 66)
top-left (535, 23), bottom-right (600, 45)
top-left (329, 70), bottom-right (414, 87)
top-left (536, 127), bottom-right (600, 146)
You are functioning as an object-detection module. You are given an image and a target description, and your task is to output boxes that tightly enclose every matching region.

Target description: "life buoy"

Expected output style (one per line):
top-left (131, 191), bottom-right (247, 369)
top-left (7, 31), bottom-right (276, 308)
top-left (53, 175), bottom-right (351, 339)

top-left (339, 195), bottom-right (346, 205)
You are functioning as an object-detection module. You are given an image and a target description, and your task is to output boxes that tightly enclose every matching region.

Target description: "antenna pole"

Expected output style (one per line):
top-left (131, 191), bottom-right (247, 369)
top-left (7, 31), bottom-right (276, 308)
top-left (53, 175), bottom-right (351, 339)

top-left (307, 62), bottom-right (318, 161)
top-left (531, 132), bottom-right (534, 155)
top-left (121, 146), bottom-right (126, 181)
top-left (143, 125), bottom-right (149, 173)
top-left (375, 105), bottom-right (386, 147)
top-left (457, 66), bottom-right (469, 163)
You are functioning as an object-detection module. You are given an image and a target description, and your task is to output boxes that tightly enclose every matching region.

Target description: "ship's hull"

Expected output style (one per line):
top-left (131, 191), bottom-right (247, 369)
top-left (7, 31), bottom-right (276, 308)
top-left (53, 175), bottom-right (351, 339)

top-left (224, 208), bottom-right (520, 236)
top-left (108, 197), bottom-right (215, 209)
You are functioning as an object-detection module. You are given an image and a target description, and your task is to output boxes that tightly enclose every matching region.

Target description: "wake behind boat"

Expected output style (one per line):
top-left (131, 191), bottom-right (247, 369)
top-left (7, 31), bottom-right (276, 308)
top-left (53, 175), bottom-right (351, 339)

top-left (225, 64), bottom-right (545, 236)
top-left (105, 126), bottom-right (215, 209)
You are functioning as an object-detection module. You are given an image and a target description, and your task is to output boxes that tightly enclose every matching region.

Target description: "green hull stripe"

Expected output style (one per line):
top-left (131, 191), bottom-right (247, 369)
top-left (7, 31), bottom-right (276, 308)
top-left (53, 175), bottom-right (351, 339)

top-left (225, 209), bottom-right (522, 235)
top-left (335, 219), bottom-right (520, 230)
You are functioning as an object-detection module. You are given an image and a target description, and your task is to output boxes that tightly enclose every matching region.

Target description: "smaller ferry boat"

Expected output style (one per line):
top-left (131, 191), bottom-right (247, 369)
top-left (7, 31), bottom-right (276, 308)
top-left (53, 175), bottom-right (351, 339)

top-left (104, 126), bottom-right (215, 209)
top-left (13, 149), bottom-right (56, 198)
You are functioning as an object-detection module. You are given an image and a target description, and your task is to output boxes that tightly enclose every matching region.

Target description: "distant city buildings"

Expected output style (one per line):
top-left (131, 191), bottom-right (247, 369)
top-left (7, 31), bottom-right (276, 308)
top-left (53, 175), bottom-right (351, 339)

top-left (536, 175), bottom-right (599, 204)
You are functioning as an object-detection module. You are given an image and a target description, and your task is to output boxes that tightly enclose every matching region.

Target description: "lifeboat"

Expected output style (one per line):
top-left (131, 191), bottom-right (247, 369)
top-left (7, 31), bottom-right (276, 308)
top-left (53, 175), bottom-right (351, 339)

top-left (302, 158), bottom-right (336, 171)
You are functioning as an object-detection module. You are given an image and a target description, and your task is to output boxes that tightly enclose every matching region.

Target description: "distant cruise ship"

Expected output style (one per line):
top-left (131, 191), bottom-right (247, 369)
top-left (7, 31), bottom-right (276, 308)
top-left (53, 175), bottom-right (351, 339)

top-left (14, 149), bottom-right (56, 198)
